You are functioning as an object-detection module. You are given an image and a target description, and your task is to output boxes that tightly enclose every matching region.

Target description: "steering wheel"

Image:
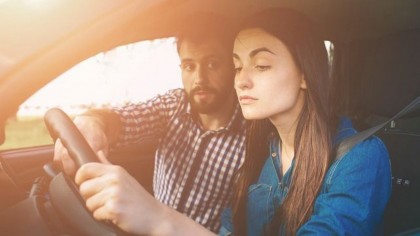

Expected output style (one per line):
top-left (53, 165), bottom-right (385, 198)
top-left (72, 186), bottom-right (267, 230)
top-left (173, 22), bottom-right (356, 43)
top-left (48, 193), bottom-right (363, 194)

top-left (44, 108), bottom-right (129, 236)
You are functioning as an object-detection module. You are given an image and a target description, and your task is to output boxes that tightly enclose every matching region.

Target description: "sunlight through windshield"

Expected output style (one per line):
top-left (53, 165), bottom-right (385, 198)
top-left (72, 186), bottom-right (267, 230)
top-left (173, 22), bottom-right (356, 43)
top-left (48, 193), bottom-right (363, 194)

top-left (18, 38), bottom-right (182, 117)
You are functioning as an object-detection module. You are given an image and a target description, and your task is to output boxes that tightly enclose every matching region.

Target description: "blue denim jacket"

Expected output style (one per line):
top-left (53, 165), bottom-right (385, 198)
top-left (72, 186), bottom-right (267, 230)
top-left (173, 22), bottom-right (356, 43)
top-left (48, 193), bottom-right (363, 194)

top-left (219, 118), bottom-right (392, 235)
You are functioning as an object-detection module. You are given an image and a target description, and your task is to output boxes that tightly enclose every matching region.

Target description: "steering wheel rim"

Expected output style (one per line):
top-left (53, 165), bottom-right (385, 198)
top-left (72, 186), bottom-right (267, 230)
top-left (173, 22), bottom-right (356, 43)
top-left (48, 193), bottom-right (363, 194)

top-left (44, 108), bottom-right (128, 236)
top-left (44, 107), bottom-right (99, 167)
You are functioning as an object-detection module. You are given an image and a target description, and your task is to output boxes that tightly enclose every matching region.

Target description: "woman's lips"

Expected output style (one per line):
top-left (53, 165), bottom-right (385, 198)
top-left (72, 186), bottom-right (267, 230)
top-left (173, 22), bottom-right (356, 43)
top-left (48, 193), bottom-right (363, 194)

top-left (239, 95), bottom-right (258, 105)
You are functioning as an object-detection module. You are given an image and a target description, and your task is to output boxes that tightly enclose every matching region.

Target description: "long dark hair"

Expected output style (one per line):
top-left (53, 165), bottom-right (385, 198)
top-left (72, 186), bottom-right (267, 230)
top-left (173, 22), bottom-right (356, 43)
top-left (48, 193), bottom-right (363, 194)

top-left (232, 8), bottom-right (338, 235)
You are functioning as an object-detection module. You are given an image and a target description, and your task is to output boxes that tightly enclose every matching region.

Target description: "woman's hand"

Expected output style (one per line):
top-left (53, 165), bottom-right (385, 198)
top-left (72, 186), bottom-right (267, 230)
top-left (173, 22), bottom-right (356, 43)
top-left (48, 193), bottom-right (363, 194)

top-left (75, 160), bottom-right (162, 234)
top-left (74, 159), bottom-right (216, 235)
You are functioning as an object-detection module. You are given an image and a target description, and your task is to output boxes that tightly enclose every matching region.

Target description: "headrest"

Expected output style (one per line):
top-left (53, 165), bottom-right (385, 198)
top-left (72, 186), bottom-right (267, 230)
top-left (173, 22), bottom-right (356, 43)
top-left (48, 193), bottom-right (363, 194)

top-left (361, 30), bottom-right (420, 117)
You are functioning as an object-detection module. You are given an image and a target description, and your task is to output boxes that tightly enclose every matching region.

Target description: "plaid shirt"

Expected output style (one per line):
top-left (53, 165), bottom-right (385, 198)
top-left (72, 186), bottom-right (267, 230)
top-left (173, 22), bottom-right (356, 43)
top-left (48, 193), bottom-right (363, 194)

top-left (113, 88), bottom-right (246, 232)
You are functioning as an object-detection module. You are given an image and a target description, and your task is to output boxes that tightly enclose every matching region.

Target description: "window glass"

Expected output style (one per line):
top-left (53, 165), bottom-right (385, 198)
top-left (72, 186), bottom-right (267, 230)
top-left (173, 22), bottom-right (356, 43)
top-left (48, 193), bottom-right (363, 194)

top-left (0, 39), bottom-right (335, 151)
top-left (0, 38), bottom-right (181, 150)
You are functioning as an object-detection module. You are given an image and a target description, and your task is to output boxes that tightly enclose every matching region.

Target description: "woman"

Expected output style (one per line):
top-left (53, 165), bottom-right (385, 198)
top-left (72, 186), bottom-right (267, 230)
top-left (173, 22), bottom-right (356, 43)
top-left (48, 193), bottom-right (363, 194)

top-left (219, 8), bottom-right (391, 236)
top-left (73, 8), bottom-right (391, 236)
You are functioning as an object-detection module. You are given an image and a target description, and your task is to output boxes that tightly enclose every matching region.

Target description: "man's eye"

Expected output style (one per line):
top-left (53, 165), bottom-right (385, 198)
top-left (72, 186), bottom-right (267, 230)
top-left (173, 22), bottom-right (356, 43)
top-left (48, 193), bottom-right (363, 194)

top-left (255, 65), bottom-right (271, 71)
top-left (181, 63), bottom-right (195, 71)
top-left (207, 61), bottom-right (220, 70)
top-left (234, 67), bottom-right (242, 73)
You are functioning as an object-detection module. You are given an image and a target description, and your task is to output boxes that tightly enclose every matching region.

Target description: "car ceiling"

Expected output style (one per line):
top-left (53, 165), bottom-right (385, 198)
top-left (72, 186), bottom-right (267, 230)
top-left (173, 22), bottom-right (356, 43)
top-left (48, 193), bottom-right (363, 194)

top-left (0, 0), bottom-right (420, 142)
top-left (2, 0), bottom-right (420, 75)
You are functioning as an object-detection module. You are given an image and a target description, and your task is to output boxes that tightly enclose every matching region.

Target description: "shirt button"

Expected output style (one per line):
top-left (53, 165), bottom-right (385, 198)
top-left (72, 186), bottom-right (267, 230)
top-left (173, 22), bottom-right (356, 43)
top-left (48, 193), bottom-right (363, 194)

top-left (271, 152), bottom-right (277, 157)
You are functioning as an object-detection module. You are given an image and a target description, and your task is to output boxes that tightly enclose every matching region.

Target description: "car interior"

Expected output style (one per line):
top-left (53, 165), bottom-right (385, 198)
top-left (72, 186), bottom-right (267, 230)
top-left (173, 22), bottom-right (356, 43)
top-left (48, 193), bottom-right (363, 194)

top-left (349, 29), bottom-right (420, 234)
top-left (0, 0), bottom-right (419, 235)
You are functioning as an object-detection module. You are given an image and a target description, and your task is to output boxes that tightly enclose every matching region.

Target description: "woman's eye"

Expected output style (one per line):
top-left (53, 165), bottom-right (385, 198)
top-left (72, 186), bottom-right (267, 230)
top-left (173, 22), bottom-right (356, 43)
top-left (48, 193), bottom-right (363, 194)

top-left (255, 65), bottom-right (271, 71)
top-left (234, 67), bottom-right (242, 73)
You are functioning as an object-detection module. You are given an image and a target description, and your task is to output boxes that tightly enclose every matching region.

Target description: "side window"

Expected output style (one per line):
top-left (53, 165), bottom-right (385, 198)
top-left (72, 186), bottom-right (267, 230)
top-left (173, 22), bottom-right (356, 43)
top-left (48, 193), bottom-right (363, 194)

top-left (0, 38), bottom-right (181, 150)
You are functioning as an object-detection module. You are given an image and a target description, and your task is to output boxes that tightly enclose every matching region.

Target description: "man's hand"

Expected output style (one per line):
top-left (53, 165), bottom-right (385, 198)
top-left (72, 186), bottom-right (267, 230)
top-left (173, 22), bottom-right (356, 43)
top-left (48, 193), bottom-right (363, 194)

top-left (53, 115), bottom-right (110, 175)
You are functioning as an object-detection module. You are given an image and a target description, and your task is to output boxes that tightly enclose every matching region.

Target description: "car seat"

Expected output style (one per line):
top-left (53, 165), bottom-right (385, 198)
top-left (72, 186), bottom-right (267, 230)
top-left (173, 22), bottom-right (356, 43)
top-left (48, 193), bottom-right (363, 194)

top-left (357, 29), bottom-right (420, 235)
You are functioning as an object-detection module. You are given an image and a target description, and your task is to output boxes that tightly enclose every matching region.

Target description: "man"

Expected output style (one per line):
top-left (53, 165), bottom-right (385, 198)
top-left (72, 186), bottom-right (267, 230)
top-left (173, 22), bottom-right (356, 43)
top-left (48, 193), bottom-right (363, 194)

top-left (54, 13), bottom-right (246, 233)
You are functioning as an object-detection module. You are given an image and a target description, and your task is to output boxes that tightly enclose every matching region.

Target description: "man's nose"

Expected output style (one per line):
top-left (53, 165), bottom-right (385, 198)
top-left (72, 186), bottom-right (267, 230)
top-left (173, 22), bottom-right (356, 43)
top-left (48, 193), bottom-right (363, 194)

top-left (194, 66), bottom-right (208, 84)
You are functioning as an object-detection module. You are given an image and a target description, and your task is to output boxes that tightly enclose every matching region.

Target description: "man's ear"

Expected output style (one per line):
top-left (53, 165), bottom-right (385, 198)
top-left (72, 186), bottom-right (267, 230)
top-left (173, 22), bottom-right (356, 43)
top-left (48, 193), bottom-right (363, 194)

top-left (300, 74), bottom-right (307, 89)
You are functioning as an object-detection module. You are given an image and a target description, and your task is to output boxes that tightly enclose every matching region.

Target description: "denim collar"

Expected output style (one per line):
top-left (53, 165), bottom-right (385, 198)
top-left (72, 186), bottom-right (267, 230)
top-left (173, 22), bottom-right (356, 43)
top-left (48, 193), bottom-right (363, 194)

top-left (334, 116), bottom-right (357, 146)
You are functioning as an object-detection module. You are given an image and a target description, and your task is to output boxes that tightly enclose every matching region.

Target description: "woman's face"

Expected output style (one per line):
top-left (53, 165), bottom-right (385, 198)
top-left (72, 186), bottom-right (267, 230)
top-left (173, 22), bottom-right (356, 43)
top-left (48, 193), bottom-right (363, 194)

top-left (233, 28), bottom-right (307, 124)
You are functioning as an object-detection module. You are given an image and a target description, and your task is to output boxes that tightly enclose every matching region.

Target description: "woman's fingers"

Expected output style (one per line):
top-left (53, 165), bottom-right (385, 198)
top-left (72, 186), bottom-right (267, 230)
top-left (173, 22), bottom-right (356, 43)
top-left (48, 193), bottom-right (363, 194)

top-left (76, 164), bottom-right (129, 227)
top-left (76, 163), bottom-right (127, 209)
top-left (91, 200), bottom-right (118, 224)
top-left (84, 183), bottom-right (119, 214)
top-left (76, 163), bottom-right (103, 185)
top-left (74, 162), bottom-right (171, 234)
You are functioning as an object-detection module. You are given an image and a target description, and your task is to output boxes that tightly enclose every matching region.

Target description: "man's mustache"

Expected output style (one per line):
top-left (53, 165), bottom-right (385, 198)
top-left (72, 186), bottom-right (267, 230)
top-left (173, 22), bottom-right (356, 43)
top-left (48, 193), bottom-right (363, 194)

top-left (191, 86), bottom-right (216, 94)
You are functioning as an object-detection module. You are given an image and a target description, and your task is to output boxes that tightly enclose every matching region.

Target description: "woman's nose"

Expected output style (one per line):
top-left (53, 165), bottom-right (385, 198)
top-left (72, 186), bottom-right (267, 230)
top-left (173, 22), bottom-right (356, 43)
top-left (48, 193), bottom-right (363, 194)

top-left (235, 69), bottom-right (252, 90)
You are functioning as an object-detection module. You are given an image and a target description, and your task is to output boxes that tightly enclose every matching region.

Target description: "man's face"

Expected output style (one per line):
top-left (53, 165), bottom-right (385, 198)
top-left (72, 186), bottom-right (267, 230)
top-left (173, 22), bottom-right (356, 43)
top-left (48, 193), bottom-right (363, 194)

top-left (179, 38), bottom-right (235, 114)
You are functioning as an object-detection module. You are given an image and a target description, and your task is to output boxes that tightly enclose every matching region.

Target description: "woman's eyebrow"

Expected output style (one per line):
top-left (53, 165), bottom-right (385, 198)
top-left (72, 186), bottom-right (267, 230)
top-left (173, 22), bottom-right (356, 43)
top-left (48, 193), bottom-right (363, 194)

top-left (232, 47), bottom-right (275, 60)
top-left (250, 47), bottom-right (276, 58)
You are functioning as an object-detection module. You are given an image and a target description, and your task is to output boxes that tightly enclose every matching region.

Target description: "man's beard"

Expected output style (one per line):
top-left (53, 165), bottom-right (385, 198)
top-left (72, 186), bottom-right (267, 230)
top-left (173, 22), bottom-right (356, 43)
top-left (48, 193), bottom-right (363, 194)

top-left (188, 86), bottom-right (230, 114)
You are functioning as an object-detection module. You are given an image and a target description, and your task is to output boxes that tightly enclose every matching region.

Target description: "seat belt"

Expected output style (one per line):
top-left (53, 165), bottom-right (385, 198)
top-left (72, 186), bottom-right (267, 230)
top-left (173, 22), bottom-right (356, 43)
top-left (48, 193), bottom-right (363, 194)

top-left (335, 96), bottom-right (420, 160)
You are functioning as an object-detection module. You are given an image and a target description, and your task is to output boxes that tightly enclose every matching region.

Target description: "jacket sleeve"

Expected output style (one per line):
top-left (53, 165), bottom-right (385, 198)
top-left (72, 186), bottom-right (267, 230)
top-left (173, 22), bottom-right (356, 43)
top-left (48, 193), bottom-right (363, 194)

top-left (297, 137), bottom-right (392, 235)
top-left (219, 207), bottom-right (234, 236)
